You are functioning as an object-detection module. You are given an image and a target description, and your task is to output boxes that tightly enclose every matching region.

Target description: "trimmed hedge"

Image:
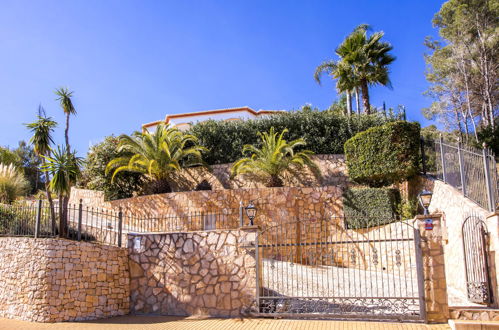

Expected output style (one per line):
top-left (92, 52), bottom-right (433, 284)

top-left (343, 187), bottom-right (400, 229)
top-left (344, 121), bottom-right (420, 187)
top-left (188, 110), bottom-right (390, 165)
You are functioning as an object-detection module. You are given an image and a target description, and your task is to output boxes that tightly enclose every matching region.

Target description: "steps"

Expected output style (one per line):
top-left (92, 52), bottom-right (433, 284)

top-left (449, 307), bottom-right (499, 329)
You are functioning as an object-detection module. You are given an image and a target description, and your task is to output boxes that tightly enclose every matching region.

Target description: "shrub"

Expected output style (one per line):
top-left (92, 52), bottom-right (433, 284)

top-left (343, 187), bottom-right (400, 229)
top-left (344, 121), bottom-right (420, 187)
top-left (188, 110), bottom-right (390, 165)
top-left (0, 163), bottom-right (29, 203)
top-left (78, 136), bottom-right (143, 200)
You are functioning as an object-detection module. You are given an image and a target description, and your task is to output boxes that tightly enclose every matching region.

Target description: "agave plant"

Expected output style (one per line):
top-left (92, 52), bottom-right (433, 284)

top-left (0, 163), bottom-right (29, 203)
top-left (106, 124), bottom-right (207, 194)
top-left (231, 127), bottom-right (321, 187)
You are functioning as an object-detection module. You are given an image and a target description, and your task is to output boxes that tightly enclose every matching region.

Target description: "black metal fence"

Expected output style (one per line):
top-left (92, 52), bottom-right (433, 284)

top-left (421, 136), bottom-right (498, 212)
top-left (0, 200), bottom-right (243, 247)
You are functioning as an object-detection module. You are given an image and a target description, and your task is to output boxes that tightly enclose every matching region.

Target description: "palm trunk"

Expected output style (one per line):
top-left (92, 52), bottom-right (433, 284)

top-left (65, 113), bottom-right (71, 154)
top-left (58, 193), bottom-right (65, 237)
top-left (360, 79), bottom-right (370, 114)
top-left (346, 92), bottom-right (352, 116)
top-left (41, 157), bottom-right (57, 234)
top-left (355, 88), bottom-right (361, 114)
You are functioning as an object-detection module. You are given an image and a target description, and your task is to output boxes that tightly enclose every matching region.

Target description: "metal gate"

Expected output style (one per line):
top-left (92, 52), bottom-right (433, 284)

top-left (462, 214), bottom-right (492, 304)
top-left (256, 217), bottom-right (426, 321)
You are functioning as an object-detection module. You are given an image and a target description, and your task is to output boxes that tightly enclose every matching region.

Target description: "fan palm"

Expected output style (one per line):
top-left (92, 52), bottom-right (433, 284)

top-left (25, 111), bottom-right (58, 230)
top-left (336, 25), bottom-right (396, 114)
top-left (105, 124), bottom-right (207, 194)
top-left (231, 127), bottom-right (321, 187)
top-left (315, 59), bottom-right (358, 115)
top-left (42, 146), bottom-right (82, 237)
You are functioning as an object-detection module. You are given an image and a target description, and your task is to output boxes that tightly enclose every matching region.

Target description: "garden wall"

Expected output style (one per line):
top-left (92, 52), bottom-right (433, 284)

top-left (128, 229), bottom-right (257, 317)
top-left (428, 179), bottom-right (498, 307)
top-left (71, 185), bottom-right (343, 230)
top-left (0, 238), bottom-right (129, 322)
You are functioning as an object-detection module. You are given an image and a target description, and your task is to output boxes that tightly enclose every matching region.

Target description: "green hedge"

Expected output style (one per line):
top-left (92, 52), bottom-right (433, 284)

top-left (187, 110), bottom-right (390, 165)
top-left (343, 187), bottom-right (400, 229)
top-left (344, 121), bottom-right (420, 187)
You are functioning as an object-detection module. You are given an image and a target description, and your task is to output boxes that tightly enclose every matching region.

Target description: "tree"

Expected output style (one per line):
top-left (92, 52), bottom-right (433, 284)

top-left (55, 88), bottom-right (76, 154)
top-left (42, 146), bottom-right (82, 237)
top-left (230, 127), bottom-right (321, 187)
top-left (25, 112), bottom-right (58, 229)
top-left (13, 141), bottom-right (41, 194)
top-left (336, 25), bottom-right (396, 114)
top-left (105, 124), bottom-right (207, 195)
top-left (424, 0), bottom-right (498, 143)
top-left (79, 136), bottom-right (143, 200)
top-left (315, 59), bottom-right (358, 115)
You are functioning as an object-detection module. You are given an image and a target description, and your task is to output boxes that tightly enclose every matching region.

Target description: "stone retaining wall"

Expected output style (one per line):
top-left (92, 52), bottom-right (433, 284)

top-left (128, 229), bottom-right (257, 317)
top-left (428, 179), bottom-right (496, 307)
top-left (0, 238), bottom-right (130, 322)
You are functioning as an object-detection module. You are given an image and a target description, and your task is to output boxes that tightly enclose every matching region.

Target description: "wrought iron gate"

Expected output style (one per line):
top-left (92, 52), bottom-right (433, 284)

top-left (462, 214), bottom-right (492, 304)
top-left (256, 217), bottom-right (426, 321)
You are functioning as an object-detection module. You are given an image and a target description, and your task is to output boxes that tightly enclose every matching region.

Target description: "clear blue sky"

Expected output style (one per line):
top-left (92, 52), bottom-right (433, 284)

top-left (0, 0), bottom-right (444, 156)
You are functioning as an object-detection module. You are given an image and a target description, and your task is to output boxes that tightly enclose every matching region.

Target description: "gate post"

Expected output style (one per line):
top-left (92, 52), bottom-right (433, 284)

top-left (239, 224), bottom-right (260, 315)
top-left (416, 213), bottom-right (449, 323)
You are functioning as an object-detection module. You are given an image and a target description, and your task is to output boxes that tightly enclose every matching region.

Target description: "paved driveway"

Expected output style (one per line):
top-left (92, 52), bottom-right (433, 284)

top-left (0, 316), bottom-right (450, 330)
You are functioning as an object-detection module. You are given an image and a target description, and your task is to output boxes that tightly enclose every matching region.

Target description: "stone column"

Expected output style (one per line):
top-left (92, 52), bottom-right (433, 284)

top-left (486, 211), bottom-right (499, 308)
top-left (239, 225), bottom-right (260, 315)
top-left (416, 213), bottom-right (449, 323)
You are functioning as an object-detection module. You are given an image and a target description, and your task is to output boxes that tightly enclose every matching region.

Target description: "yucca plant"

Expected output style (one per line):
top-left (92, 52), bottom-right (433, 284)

top-left (42, 146), bottom-right (82, 237)
top-left (231, 127), bottom-right (321, 187)
top-left (106, 124), bottom-right (207, 194)
top-left (0, 163), bottom-right (29, 203)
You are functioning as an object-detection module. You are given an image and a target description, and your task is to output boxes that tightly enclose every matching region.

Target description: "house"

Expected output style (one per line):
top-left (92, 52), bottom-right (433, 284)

top-left (142, 106), bottom-right (284, 131)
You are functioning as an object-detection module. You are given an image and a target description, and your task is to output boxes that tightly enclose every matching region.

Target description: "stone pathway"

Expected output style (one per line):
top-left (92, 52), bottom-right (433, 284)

top-left (0, 316), bottom-right (451, 330)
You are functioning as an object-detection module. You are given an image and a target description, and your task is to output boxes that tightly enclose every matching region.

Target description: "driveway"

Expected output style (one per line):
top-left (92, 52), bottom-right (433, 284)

top-left (0, 316), bottom-right (450, 330)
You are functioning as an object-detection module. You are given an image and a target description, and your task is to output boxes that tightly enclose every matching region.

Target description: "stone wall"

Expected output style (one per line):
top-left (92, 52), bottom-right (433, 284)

top-left (0, 238), bottom-right (130, 322)
top-left (128, 229), bottom-right (257, 317)
top-left (71, 185), bottom-right (343, 231)
top-left (428, 179), bottom-right (495, 307)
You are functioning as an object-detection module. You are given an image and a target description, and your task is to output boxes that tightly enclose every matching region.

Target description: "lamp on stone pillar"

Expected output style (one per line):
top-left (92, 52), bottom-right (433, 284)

top-left (245, 201), bottom-right (257, 226)
top-left (418, 190), bottom-right (433, 215)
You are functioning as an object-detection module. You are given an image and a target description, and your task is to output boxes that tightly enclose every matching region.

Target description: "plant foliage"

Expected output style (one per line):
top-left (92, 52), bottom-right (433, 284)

top-left (188, 109), bottom-right (390, 165)
top-left (0, 163), bottom-right (30, 203)
top-left (78, 136), bottom-right (144, 200)
top-left (344, 121), bottom-right (421, 187)
top-left (343, 187), bottom-right (400, 229)
top-left (231, 127), bottom-right (320, 187)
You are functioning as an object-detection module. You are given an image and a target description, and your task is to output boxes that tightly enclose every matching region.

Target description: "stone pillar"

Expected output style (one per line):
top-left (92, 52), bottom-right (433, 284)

top-left (486, 211), bottom-right (499, 308)
top-left (416, 213), bottom-right (449, 323)
top-left (239, 225), bottom-right (260, 315)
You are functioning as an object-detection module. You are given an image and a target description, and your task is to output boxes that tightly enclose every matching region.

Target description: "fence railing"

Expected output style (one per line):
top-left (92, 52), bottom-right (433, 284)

top-left (421, 136), bottom-right (498, 212)
top-left (0, 200), bottom-right (244, 247)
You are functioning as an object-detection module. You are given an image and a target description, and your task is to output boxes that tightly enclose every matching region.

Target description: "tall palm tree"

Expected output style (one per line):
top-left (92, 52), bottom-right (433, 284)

top-left (231, 127), bottom-right (321, 187)
top-left (55, 88), bottom-right (76, 154)
top-left (336, 25), bottom-right (396, 114)
top-left (106, 124), bottom-right (207, 194)
top-left (315, 59), bottom-right (357, 115)
top-left (42, 146), bottom-right (82, 237)
top-left (25, 111), bottom-right (58, 231)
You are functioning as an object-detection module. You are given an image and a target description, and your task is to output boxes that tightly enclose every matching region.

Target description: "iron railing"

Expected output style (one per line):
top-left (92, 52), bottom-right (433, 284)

top-left (0, 200), bottom-right (243, 247)
top-left (421, 137), bottom-right (498, 212)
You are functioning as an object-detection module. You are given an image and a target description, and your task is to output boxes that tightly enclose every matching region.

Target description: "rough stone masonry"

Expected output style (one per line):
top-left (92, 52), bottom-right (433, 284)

top-left (128, 229), bottom-right (258, 317)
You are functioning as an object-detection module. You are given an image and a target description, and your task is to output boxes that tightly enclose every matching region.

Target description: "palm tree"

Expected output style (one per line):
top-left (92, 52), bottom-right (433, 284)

top-left (42, 146), bottom-right (82, 237)
top-left (106, 124), bottom-right (207, 194)
top-left (231, 127), bottom-right (321, 187)
top-left (336, 25), bottom-right (396, 114)
top-left (315, 59), bottom-right (357, 115)
top-left (25, 111), bottom-right (58, 231)
top-left (55, 88), bottom-right (76, 153)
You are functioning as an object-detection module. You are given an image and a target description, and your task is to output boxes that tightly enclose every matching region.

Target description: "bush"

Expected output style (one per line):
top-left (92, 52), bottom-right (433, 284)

top-left (0, 163), bottom-right (29, 203)
top-left (343, 187), bottom-right (400, 229)
top-left (188, 110), bottom-right (390, 165)
top-left (344, 121), bottom-right (420, 187)
top-left (78, 136), bottom-right (144, 200)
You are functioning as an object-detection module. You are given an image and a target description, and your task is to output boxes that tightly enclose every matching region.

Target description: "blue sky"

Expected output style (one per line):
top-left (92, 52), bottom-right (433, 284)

top-left (0, 0), bottom-right (444, 156)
